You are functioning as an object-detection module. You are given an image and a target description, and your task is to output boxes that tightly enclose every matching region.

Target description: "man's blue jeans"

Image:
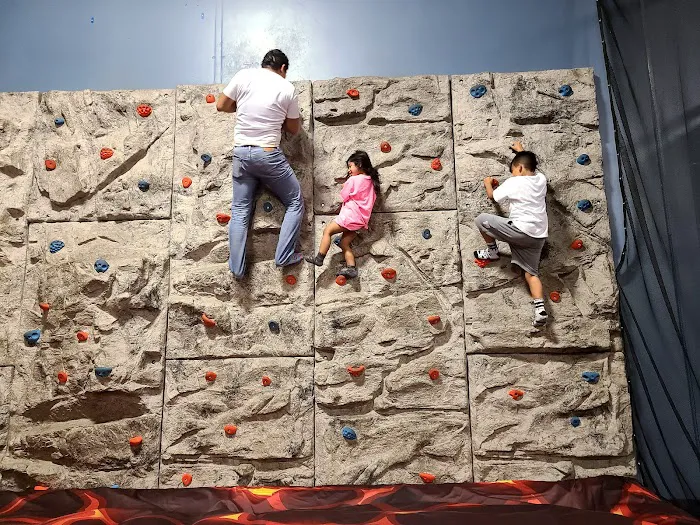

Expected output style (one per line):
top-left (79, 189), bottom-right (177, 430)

top-left (229, 146), bottom-right (304, 278)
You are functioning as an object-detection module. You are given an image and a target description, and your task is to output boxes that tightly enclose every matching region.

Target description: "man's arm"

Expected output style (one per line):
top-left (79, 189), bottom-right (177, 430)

top-left (216, 93), bottom-right (236, 113)
top-left (282, 117), bottom-right (300, 135)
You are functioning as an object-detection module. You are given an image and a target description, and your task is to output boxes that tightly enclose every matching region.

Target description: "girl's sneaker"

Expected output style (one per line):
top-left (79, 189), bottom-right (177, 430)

top-left (337, 266), bottom-right (358, 279)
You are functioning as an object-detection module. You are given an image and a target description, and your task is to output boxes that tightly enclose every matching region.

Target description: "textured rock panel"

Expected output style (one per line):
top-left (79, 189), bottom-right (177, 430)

top-left (168, 83), bottom-right (314, 359)
top-left (160, 357), bottom-right (313, 487)
top-left (28, 89), bottom-right (175, 222)
top-left (2, 221), bottom-right (169, 489)
top-left (453, 69), bottom-right (618, 352)
top-left (313, 76), bottom-right (455, 214)
top-left (468, 352), bottom-right (634, 481)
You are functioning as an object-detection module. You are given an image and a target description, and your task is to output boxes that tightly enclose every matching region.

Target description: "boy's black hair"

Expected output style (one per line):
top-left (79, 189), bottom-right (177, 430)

top-left (510, 151), bottom-right (538, 173)
top-left (261, 49), bottom-right (289, 71)
top-left (346, 150), bottom-right (381, 197)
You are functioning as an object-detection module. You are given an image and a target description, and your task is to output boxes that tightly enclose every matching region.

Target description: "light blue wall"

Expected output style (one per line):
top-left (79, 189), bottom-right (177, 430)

top-left (0, 0), bottom-right (622, 259)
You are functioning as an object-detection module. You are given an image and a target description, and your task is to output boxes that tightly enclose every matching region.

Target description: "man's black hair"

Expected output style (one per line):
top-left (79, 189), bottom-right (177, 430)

top-left (510, 151), bottom-right (538, 172)
top-left (261, 49), bottom-right (289, 71)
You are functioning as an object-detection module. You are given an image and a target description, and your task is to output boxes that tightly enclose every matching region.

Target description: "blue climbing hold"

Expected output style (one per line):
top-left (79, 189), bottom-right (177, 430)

top-left (24, 329), bottom-right (41, 346)
top-left (111, 484), bottom-right (120, 489)
top-left (559, 84), bottom-right (574, 97)
top-left (138, 180), bottom-right (150, 192)
top-left (333, 236), bottom-right (341, 247)
top-left (422, 229), bottom-right (432, 240)
top-left (201, 153), bottom-right (212, 164)
top-left (54, 117), bottom-right (65, 127)
top-left (95, 366), bottom-right (113, 378)
top-left (90, 16), bottom-right (94, 24)
top-left (263, 201), bottom-right (273, 213)
top-left (94, 259), bottom-right (109, 273)
top-left (582, 371), bottom-right (600, 384)
top-left (408, 103), bottom-right (423, 116)
top-left (470, 84), bottom-right (488, 98)
top-left (577, 199), bottom-right (592, 212)
top-left (576, 154), bottom-right (590, 165)
top-left (49, 240), bottom-right (65, 254)
top-left (341, 426), bottom-right (357, 440)
top-left (268, 321), bottom-right (280, 334)
top-left (570, 416), bottom-right (581, 428)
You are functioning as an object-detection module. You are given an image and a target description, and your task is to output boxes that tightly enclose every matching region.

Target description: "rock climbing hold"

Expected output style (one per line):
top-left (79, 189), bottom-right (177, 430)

top-left (570, 416), bottom-right (581, 427)
top-left (419, 472), bottom-right (436, 484)
top-left (333, 236), bottom-right (342, 247)
top-left (268, 321), bottom-right (280, 334)
top-left (491, 178), bottom-right (499, 188)
top-left (576, 153), bottom-right (590, 165)
top-left (138, 180), bottom-right (150, 192)
top-left (508, 389), bottom-right (524, 401)
top-left (57, 371), bottom-right (68, 384)
top-left (346, 89), bottom-right (359, 98)
top-left (262, 376), bottom-right (272, 387)
top-left (431, 158), bottom-right (442, 171)
top-left (34, 486), bottom-right (49, 491)
top-left (285, 275), bottom-right (297, 286)
top-left (201, 314), bottom-right (217, 328)
top-left (216, 213), bottom-right (231, 225)
top-left (427, 315), bottom-right (441, 326)
top-left (380, 141), bottom-right (391, 153)
top-left (54, 117), bottom-right (65, 126)
top-left (422, 229), bottom-right (431, 240)
top-left (347, 365), bottom-right (365, 377)
top-left (570, 239), bottom-right (584, 250)
top-left (224, 424), bottom-right (238, 436)
top-left (206, 93), bottom-right (215, 103)
top-left (39, 303), bottom-right (50, 312)
top-left (182, 473), bottom-right (193, 487)
top-left (263, 201), bottom-right (273, 213)
top-left (205, 371), bottom-right (217, 382)
top-left (45, 159), bottom-right (56, 171)
top-left (136, 104), bottom-right (152, 118)
top-left (49, 240), bottom-right (64, 253)
top-left (549, 291), bottom-right (561, 303)
top-left (129, 436), bottom-right (143, 448)
top-left (335, 275), bottom-right (347, 286)
top-left (24, 330), bottom-right (40, 346)
top-left (341, 426), bottom-right (357, 440)
top-left (381, 268), bottom-right (397, 280)
top-left (94, 259), bottom-right (109, 273)
top-left (76, 331), bottom-right (89, 342)
top-left (100, 148), bottom-right (113, 160)
top-left (182, 177), bottom-right (192, 188)
top-left (408, 103), bottom-right (423, 116)
top-left (111, 484), bottom-right (120, 489)
top-left (201, 153), bottom-right (212, 164)
top-left (428, 368), bottom-right (440, 381)
top-left (577, 199), bottom-right (592, 211)
top-left (582, 371), bottom-right (600, 384)
top-left (95, 366), bottom-right (112, 378)
top-left (470, 84), bottom-right (488, 98)
top-left (559, 84), bottom-right (574, 97)
top-left (474, 258), bottom-right (490, 268)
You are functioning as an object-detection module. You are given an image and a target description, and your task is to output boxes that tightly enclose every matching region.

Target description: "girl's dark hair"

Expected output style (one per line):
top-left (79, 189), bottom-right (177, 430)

top-left (346, 150), bottom-right (381, 196)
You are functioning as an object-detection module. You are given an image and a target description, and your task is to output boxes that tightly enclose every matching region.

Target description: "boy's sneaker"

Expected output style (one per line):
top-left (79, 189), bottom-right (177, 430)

top-left (532, 299), bottom-right (548, 327)
top-left (337, 266), bottom-right (358, 279)
top-left (474, 243), bottom-right (499, 261)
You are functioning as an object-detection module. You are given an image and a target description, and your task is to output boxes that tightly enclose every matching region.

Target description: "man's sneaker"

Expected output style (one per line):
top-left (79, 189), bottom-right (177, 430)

top-left (277, 252), bottom-right (303, 268)
top-left (337, 266), bottom-right (358, 279)
top-left (474, 246), bottom-right (500, 261)
top-left (532, 301), bottom-right (548, 327)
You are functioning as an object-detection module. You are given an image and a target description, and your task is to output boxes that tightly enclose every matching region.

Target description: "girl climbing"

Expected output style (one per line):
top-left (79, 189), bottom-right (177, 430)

top-left (306, 150), bottom-right (380, 279)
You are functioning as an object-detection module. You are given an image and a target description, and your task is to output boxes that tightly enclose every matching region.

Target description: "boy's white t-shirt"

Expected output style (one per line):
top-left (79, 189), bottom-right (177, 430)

top-left (222, 68), bottom-right (300, 148)
top-left (492, 171), bottom-right (548, 238)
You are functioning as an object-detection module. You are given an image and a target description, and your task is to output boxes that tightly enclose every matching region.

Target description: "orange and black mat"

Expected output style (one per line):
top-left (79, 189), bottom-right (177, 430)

top-left (0, 476), bottom-right (697, 524)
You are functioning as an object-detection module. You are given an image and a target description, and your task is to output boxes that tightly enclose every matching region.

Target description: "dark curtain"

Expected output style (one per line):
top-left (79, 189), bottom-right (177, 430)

top-left (598, 0), bottom-right (700, 516)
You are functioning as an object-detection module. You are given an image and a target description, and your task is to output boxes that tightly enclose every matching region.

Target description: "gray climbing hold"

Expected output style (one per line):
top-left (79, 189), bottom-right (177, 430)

top-left (582, 371), bottom-right (600, 384)
top-left (470, 84), bottom-right (487, 98)
top-left (95, 366), bottom-right (113, 378)
top-left (576, 154), bottom-right (590, 165)
top-left (138, 180), bottom-right (150, 192)
top-left (263, 201), bottom-right (273, 213)
top-left (408, 103), bottom-right (423, 116)
top-left (342, 426), bottom-right (357, 440)
top-left (24, 329), bottom-right (41, 346)
top-left (577, 199), bottom-right (592, 212)
top-left (268, 320), bottom-right (280, 334)
top-left (570, 416), bottom-right (581, 427)
top-left (559, 84), bottom-right (574, 97)
top-left (54, 117), bottom-right (65, 126)
top-left (201, 153), bottom-right (212, 164)
top-left (422, 229), bottom-right (432, 240)
top-left (49, 240), bottom-right (64, 254)
top-left (94, 259), bottom-right (109, 273)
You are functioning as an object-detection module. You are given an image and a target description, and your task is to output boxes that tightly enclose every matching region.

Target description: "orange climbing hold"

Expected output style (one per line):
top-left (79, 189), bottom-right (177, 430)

top-left (262, 376), bottom-right (272, 387)
top-left (346, 88), bottom-right (360, 98)
top-left (34, 485), bottom-right (49, 491)
top-left (335, 275), bottom-right (347, 286)
top-left (509, 389), bottom-right (524, 401)
top-left (76, 331), bottom-right (89, 342)
top-left (474, 258), bottom-right (490, 268)
top-left (419, 473), bottom-right (436, 484)
top-left (182, 177), bottom-right (192, 188)
top-left (381, 268), bottom-right (397, 280)
top-left (129, 436), bottom-right (143, 448)
top-left (549, 291), bottom-right (561, 303)
top-left (205, 371), bottom-right (217, 382)
top-left (45, 159), bottom-right (56, 171)
top-left (571, 239), bottom-right (584, 250)
top-left (224, 424), bottom-right (238, 436)
top-left (431, 158), bottom-right (442, 171)
top-left (57, 371), bottom-right (68, 384)
top-left (380, 141), bottom-right (391, 153)
top-left (427, 315), bottom-right (441, 325)
top-left (216, 213), bottom-right (231, 225)
top-left (206, 93), bottom-right (216, 103)
top-left (39, 303), bottom-right (50, 312)
top-left (100, 148), bottom-right (113, 160)
top-left (182, 473), bottom-right (193, 487)
top-left (347, 365), bottom-right (365, 377)
top-left (285, 275), bottom-right (297, 285)
top-left (428, 368), bottom-right (440, 381)
top-left (136, 104), bottom-right (152, 117)
top-left (201, 314), bottom-right (217, 327)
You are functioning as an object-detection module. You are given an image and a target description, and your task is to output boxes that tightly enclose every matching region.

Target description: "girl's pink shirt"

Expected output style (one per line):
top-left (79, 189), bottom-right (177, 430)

top-left (336, 175), bottom-right (376, 230)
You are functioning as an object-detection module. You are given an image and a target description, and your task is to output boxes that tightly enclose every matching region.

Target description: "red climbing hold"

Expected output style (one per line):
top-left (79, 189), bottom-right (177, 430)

top-left (182, 473), bottom-right (193, 487)
top-left (34, 486), bottom-right (49, 491)
top-left (206, 94), bottom-right (216, 103)
top-left (380, 141), bottom-right (391, 153)
top-left (76, 331), bottom-right (89, 342)
top-left (549, 291), bottom-right (561, 303)
top-left (419, 473), bottom-right (436, 484)
top-left (39, 303), bottom-right (50, 312)
top-left (182, 177), bottom-right (192, 188)
top-left (474, 258), bottom-right (490, 268)
top-left (129, 436), bottom-right (143, 448)
top-left (205, 371), bottom-right (217, 382)
top-left (100, 148), bottom-right (113, 160)
top-left (346, 89), bottom-right (360, 98)
top-left (347, 365), bottom-right (365, 377)
top-left (216, 213), bottom-right (231, 225)
top-left (427, 315), bottom-right (441, 325)
top-left (509, 389), bottom-right (524, 401)
top-left (571, 239), bottom-right (584, 250)
top-left (336, 275), bottom-right (347, 286)
top-left (224, 424), bottom-right (238, 436)
top-left (201, 314), bottom-right (217, 327)
top-left (45, 159), bottom-right (56, 171)
top-left (431, 158), bottom-right (442, 171)
top-left (285, 275), bottom-right (297, 286)
top-left (381, 268), bottom-right (397, 280)
top-left (57, 371), bottom-right (68, 384)
top-left (262, 376), bottom-right (272, 387)
top-left (428, 368), bottom-right (440, 381)
top-left (136, 104), bottom-right (152, 118)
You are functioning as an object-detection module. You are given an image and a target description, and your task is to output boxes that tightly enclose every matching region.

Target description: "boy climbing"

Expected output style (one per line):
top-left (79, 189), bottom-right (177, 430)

top-left (474, 141), bottom-right (549, 327)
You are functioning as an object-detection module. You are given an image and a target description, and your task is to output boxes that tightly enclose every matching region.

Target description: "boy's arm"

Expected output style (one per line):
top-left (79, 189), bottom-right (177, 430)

top-left (483, 177), bottom-right (497, 200)
top-left (510, 141), bottom-right (525, 153)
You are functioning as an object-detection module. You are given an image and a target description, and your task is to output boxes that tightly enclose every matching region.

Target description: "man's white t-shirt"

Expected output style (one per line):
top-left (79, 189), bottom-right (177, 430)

top-left (492, 171), bottom-right (548, 238)
top-left (222, 68), bottom-right (300, 148)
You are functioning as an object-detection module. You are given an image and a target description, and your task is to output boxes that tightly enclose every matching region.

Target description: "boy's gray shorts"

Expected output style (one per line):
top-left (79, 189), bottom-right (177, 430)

top-left (475, 213), bottom-right (545, 276)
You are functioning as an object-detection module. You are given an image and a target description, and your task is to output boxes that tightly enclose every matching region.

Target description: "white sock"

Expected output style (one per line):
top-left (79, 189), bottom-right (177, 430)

top-left (487, 242), bottom-right (498, 256)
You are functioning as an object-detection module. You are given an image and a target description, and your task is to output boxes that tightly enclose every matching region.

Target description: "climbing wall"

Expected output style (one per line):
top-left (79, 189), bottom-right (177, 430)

top-left (0, 67), bottom-right (634, 490)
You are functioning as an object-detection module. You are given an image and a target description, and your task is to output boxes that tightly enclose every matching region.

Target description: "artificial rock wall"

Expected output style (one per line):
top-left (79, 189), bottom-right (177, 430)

top-left (0, 68), bottom-right (635, 490)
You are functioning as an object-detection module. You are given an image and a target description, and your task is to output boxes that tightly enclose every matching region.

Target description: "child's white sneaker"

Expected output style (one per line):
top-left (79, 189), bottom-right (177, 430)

top-left (532, 299), bottom-right (548, 327)
top-left (474, 243), bottom-right (499, 261)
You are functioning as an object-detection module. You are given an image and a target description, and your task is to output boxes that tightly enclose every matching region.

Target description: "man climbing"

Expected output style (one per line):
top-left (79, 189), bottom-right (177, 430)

top-left (217, 49), bottom-right (303, 279)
